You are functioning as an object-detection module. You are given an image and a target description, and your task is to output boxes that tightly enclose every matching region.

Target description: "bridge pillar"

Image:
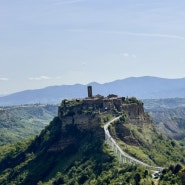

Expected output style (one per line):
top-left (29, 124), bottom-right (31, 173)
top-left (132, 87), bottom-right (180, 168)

top-left (115, 147), bottom-right (118, 154)
top-left (111, 143), bottom-right (113, 151)
top-left (123, 157), bottom-right (126, 164)
top-left (117, 151), bottom-right (121, 163)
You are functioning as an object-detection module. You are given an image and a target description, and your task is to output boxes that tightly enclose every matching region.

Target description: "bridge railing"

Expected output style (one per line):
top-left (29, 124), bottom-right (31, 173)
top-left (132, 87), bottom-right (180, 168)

top-left (104, 117), bottom-right (164, 172)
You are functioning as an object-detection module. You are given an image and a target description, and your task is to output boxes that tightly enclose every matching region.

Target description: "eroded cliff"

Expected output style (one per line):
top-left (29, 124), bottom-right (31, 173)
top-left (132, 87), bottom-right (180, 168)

top-left (48, 96), bottom-right (146, 152)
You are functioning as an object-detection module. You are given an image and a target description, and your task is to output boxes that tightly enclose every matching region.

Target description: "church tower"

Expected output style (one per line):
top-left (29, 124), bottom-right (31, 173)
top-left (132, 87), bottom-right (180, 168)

top-left (87, 86), bottom-right (92, 98)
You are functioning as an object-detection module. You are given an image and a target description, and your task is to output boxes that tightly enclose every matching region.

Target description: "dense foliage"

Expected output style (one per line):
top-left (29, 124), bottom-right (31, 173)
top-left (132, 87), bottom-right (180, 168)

top-left (0, 104), bottom-right (57, 145)
top-left (0, 119), bottom-right (155, 185)
top-left (1, 99), bottom-right (185, 184)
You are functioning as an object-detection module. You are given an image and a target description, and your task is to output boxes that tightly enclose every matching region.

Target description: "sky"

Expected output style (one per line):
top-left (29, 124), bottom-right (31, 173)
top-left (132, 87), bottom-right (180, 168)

top-left (1, 0), bottom-right (185, 94)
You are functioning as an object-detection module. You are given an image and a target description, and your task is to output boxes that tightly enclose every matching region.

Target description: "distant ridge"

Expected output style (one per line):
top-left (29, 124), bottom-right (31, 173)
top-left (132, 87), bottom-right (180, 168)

top-left (1, 76), bottom-right (185, 105)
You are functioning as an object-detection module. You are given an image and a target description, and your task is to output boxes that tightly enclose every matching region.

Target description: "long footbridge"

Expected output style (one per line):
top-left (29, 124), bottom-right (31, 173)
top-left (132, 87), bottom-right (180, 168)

top-left (104, 116), bottom-right (164, 172)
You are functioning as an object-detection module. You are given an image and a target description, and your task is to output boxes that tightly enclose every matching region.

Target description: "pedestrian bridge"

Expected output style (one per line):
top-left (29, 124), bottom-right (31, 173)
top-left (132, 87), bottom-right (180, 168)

top-left (104, 116), bottom-right (164, 172)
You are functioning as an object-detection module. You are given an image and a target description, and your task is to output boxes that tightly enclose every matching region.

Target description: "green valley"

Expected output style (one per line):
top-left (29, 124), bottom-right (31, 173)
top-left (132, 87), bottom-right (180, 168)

top-left (0, 104), bottom-right (57, 145)
top-left (0, 95), bottom-right (185, 184)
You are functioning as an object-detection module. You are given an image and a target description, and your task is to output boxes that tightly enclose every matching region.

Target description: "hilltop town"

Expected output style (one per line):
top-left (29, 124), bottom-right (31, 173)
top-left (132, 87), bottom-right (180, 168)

top-left (56, 86), bottom-right (147, 141)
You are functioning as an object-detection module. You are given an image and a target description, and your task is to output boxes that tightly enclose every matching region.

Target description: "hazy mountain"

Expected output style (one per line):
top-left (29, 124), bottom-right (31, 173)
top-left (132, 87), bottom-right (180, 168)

top-left (1, 76), bottom-right (185, 105)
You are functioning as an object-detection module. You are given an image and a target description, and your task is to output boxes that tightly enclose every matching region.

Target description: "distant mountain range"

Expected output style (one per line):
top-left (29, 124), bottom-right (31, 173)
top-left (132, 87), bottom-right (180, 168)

top-left (1, 76), bottom-right (185, 106)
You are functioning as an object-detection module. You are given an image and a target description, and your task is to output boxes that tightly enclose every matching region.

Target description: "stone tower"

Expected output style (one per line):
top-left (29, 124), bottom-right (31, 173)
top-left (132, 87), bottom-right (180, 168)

top-left (87, 86), bottom-right (92, 98)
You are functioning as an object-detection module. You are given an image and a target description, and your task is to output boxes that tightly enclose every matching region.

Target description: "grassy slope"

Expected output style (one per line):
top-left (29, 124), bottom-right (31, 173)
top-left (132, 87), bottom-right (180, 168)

top-left (109, 117), bottom-right (185, 167)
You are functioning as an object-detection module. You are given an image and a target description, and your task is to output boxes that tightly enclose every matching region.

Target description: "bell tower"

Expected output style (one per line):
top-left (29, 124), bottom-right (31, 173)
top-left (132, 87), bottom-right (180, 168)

top-left (87, 86), bottom-right (92, 98)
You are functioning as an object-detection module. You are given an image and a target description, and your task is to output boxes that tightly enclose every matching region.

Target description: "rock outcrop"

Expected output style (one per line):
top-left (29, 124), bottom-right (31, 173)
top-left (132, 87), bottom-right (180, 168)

top-left (49, 95), bottom-right (146, 152)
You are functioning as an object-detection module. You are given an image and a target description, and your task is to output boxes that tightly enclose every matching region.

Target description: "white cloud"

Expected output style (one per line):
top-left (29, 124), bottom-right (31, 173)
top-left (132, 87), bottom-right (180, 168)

top-left (120, 53), bottom-right (137, 59)
top-left (29, 76), bottom-right (51, 81)
top-left (51, 0), bottom-right (86, 5)
top-left (111, 31), bottom-right (185, 40)
top-left (122, 32), bottom-right (185, 40)
top-left (67, 29), bottom-right (185, 40)
top-left (120, 53), bottom-right (129, 57)
top-left (28, 75), bottom-right (64, 81)
top-left (0, 77), bottom-right (8, 81)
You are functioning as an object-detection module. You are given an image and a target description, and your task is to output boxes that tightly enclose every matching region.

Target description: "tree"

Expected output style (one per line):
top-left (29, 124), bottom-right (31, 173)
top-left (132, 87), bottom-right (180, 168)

top-left (134, 173), bottom-right (141, 185)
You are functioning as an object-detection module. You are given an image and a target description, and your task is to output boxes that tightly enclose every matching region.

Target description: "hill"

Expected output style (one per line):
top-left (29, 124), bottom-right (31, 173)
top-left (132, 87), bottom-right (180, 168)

top-left (0, 104), bottom-right (57, 145)
top-left (144, 98), bottom-right (185, 141)
top-left (1, 76), bottom-right (185, 105)
top-left (1, 98), bottom-right (185, 146)
top-left (0, 96), bottom-right (185, 184)
top-left (143, 98), bottom-right (185, 109)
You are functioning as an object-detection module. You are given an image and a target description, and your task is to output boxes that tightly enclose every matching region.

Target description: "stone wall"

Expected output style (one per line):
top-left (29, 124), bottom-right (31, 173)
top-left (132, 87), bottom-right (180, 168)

top-left (58, 97), bottom-right (145, 129)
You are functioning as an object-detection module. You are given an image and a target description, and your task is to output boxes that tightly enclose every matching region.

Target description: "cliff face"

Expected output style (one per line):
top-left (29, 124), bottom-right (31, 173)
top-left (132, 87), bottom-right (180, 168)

top-left (113, 110), bottom-right (153, 146)
top-left (48, 111), bottom-right (104, 152)
top-left (58, 96), bottom-right (145, 125)
top-left (122, 103), bottom-right (144, 120)
top-left (49, 96), bottom-right (146, 152)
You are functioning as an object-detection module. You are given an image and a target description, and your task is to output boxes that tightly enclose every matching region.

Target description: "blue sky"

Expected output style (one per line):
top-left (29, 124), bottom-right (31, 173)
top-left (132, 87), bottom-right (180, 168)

top-left (1, 0), bottom-right (185, 94)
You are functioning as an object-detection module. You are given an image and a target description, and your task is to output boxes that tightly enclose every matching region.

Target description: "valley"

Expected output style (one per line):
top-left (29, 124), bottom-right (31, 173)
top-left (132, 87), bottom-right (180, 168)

top-left (144, 98), bottom-right (185, 143)
top-left (0, 104), bottom-right (57, 145)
